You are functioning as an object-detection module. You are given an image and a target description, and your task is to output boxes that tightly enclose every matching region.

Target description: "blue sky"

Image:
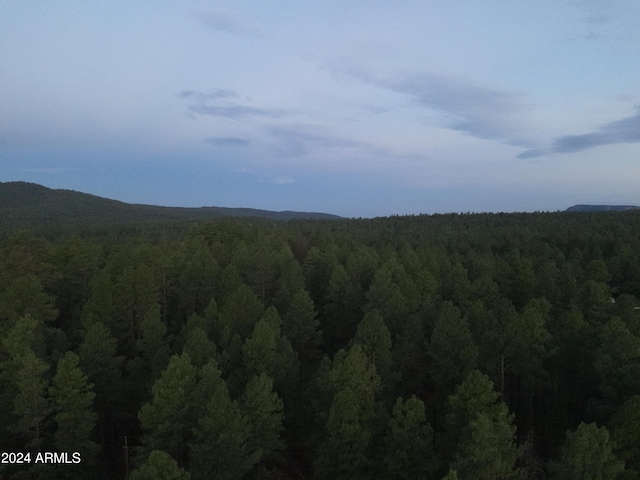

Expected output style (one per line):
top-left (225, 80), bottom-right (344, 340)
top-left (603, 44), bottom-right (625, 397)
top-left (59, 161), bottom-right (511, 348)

top-left (2, 1), bottom-right (640, 217)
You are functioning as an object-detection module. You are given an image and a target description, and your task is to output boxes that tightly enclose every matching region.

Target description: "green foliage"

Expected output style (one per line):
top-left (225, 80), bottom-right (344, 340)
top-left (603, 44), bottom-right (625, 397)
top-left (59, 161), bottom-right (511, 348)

top-left (550, 422), bottom-right (624, 480)
top-left (452, 411), bottom-right (520, 480)
top-left (189, 361), bottom-right (258, 480)
top-left (241, 373), bottom-right (285, 462)
top-left (78, 320), bottom-right (124, 411)
top-left (282, 289), bottom-right (322, 365)
top-left (443, 370), bottom-right (513, 468)
top-left (243, 306), bottom-right (299, 394)
top-left (0, 274), bottom-right (58, 325)
top-left (610, 395), bottom-right (640, 473)
top-left (128, 450), bottom-right (191, 480)
top-left (314, 344), bottom-right (382, 480)
top-left (179, 314), bottom-right (216, 368)
top-left (5, 204), bottom-right (640, 478)
top-left (216, 284), bottom-right (264, 344)
top-left (12, 350), bottom-right (50, 450)
top-left (49, 352), bottom-right (98, 457)
top-left (428, 302), bottom-right (478, 395)
top-left (138, 353), bottom-right (196, 461)
top-left (591, 317), bottom-right (640, 419)
top-left (351, 309), bottom-right (393, 385)
top-left (314, 388), bottom-right (372, 480)
top-left (384, 396), bottom-right (436, 479)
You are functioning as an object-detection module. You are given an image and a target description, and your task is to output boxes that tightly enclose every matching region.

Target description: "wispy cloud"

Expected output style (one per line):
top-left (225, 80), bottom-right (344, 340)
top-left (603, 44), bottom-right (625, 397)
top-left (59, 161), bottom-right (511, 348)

top-left (180, 89), bottom-right (288, 120)
top-left (266, 125), bottom-right (362, 157)
top-left (205, 136), bottom-right (250, 147)
top-left (22, 167), bottom-right (74, 175)
top-left (583, 13), bottom-right (612, 26)
top-left (336, 68), bottom-right (534, 147)
top-left (519, 106), bottom-right (640, 158)
top-left (179, 89), bottom-right (237, 101)
top-left (198, 10), bottom-right (265, 38)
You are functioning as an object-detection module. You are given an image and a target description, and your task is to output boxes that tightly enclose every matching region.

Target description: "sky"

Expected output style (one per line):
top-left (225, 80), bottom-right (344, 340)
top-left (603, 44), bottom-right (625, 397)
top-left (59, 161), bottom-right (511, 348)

top-left (1, 1), bottom-right (640, 218)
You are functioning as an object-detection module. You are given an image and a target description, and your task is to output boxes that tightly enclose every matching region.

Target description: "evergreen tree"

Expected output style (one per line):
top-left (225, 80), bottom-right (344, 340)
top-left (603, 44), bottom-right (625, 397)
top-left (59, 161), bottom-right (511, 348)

top-left (428, 302), bottom-right (478, 396)
top-left (452, 411), bottom-right (520, 480)
top-left (314, 345), bottom-right (381, 480)
top-left (78, 320), bottom-right (125, 439)
top-left (0, 274), bottom-right (58, 327)
top-left (610, 395), bottom-right (640, 476)
top-left (129, 305), bottom-right (172, 395)
top-left (189, 361), bottom-right (258, 480)
top-left (282, 289), bottom-right (322, 366)
top-left (365, 259), bottom-right (414, 336)
top-left (323, 264), bottom-right (364, 350)
top-left (384, 396), bottom-right (436, 480)
top-left (241, 373), bottom-right (285, 462)
top-left (12, 350), bottom-right (50, 451)
top-left (138, 353), bottom-right (196, 463)
top-left (314, 388), bottom-right (372, 480)
top-left (1, 314), bottom-right (46, 368)
top-left (179, 314), bottom-right (216, 369)
top-left (49, 352), bottom-right (98, 458)
top-left (441, 349), bottom-right (520, 479)
top-left (351, 309), bottom-right (394, 388)
top-left (550, 422), bottom-right (624, 480)
top-left (242, 306), bottom-right (299, 394)
top-left (591, 317), bottom-right (640, 420)
top-left (441, 470), bottom-right (459, 480)
top-left (130, 450), bottom-right (190, 480)
top-left (215, 283), bottom-right (263, 345)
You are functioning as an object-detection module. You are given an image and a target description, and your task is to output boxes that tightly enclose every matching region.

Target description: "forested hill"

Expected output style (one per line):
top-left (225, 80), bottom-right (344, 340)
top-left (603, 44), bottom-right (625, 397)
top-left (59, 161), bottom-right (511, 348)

top-left (0, 181), bottom-right (341, 231)
top-left (566, 204), bottom-right (640, 212)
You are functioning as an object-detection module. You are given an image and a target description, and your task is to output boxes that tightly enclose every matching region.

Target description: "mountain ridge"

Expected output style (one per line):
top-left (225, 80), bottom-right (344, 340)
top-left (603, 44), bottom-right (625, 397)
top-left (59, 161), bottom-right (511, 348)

top-left (0, 181), bottom-right (342, 231)
top-left (565, 204), bottom-right (640, 212)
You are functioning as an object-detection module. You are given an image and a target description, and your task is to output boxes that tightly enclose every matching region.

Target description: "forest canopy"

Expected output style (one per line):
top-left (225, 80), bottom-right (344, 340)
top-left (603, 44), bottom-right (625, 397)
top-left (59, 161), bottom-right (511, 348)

top-left (1, 210), bottom-right (640, 479)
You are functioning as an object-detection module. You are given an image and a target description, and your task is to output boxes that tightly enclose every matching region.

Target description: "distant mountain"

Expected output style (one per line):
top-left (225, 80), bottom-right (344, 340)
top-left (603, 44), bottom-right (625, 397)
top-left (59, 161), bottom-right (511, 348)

top-left (565, 204), bottom-right (640, 212)
top-left (0, 181), bottom-right (342, 230)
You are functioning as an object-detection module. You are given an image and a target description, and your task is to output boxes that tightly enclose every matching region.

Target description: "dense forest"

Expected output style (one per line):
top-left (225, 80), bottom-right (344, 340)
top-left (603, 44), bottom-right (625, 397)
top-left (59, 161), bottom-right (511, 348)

top-left (1, 210), bottom-right (640, 479)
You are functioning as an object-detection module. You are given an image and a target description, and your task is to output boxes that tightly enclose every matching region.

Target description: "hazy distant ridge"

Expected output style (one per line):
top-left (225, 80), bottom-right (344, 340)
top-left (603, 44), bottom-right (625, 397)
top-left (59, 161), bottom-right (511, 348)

top-left (565, 204), bottom-right (640, 212)
top-left (0, 181), bottom-right (341, 230)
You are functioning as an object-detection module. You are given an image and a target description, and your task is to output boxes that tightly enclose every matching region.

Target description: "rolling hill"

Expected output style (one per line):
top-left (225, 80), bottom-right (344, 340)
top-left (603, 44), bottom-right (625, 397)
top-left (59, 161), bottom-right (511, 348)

top-left (0, 181), bottom-right (341, 231)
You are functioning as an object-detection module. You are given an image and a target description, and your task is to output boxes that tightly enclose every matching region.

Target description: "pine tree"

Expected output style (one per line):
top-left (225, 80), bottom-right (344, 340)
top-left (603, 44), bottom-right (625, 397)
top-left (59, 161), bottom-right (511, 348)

top-left (428, 302), bottom-right (478, 396)
top-left (179, 314), bottom-right (216, 369)
top-left (550, 422), bottom-right (624, 480)
top-left (49, 352), bottom-right (98, 458)
top-left (384, 396), bottom-right (436, 480)
top-left (241, 373), bottom-right (285, 462)
top-left (282, 289), bottom-right (322, 366)
top-left (130, 450), bottom-right (191, 480)
top-left (351, 309), bottom-right (393, 387)
top-left (242, 306), bottom-right (299, 394)
top-left (610, 395), bottom-right (640, 475)
top-left (215, 283), bottom-right (263, 345)
top-left (189, 361), bottom-right (258, 480)
top-left (315, 388), bottom-right (372, 480)
top-left (452, 411), bottom-right (520, 480)
top-left (314, 345), bottom-right (381, 480)
top-left (13, 350), bottom-right (50, 451)
top-left (0, 274), bottom-right (58, 326)
top-left (444, 370), bottom-right (519, 477)
top-left (138, 353), bottom-right (196, 463)
top-left (323, 264), bottom-right (364, 350)
top-left (77, 320), bottom-right (125, 437)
